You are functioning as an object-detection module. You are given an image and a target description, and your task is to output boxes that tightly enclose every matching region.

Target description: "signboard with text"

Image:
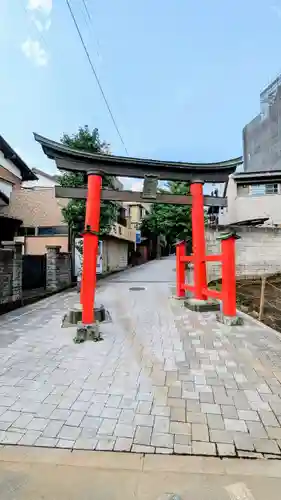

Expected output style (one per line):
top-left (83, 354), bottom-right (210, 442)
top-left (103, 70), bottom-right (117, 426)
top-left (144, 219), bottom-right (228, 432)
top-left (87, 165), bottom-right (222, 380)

top-left (136, 230), bottom-right (141, 245)
top-left (75, 238), bottom-right (103, 279)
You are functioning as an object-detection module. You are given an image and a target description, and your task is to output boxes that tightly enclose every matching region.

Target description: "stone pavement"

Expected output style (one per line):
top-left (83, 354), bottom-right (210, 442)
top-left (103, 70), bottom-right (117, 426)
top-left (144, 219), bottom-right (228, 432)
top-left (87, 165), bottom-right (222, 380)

top-left (1, 257), bottom-right (281, 457)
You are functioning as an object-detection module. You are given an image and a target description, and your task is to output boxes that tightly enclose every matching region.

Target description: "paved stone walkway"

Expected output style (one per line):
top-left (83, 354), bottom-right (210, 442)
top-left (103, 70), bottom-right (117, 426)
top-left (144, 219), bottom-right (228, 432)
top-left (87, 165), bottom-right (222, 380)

top-left (1, 257), bottom-right (281, 457)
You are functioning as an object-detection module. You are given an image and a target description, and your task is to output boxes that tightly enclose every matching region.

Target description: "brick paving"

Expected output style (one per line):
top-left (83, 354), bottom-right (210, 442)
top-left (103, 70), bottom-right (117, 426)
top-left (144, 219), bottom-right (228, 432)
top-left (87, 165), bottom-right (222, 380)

top-left (1, 257), bottom-right (281, 457)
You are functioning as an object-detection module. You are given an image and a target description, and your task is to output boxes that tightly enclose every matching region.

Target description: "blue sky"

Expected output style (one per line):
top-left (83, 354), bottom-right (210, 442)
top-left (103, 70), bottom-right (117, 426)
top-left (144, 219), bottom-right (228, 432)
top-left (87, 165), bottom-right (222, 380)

top-left (1, 0), bottom-right (281, 189)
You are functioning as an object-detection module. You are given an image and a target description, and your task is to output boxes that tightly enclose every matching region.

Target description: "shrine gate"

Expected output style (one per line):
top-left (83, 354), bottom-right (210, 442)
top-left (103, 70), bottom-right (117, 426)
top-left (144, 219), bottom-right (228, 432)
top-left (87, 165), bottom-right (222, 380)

top-left (34, 133), bottom-right (242, 329)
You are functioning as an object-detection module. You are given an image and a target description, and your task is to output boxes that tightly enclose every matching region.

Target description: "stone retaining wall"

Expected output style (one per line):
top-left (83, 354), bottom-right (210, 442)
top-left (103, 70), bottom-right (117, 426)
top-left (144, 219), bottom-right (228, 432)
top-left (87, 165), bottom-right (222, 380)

top-left (206, 225), bottom-right (281, 282)
top-left (0, 242), bottom-right (22, 306)
top-left (46, 246), bottom-right (71, 292)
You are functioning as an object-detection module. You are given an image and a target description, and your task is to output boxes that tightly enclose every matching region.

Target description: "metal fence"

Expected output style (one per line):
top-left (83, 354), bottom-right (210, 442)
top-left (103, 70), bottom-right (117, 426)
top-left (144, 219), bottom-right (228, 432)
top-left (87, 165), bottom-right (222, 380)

top-left (22, 255), bottom-right (46, 291)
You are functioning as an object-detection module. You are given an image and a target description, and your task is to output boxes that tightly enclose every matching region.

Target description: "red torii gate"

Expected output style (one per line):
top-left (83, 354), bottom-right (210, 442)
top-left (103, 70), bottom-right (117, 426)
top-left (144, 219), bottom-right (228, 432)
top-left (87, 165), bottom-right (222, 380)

top-left (34, 133), bottom-right (242, 329)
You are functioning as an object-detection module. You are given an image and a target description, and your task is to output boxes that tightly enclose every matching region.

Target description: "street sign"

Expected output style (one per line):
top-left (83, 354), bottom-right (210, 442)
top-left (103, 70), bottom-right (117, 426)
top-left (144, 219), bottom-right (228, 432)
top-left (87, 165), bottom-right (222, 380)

top-left (136, 230), bottom-right (141, 245)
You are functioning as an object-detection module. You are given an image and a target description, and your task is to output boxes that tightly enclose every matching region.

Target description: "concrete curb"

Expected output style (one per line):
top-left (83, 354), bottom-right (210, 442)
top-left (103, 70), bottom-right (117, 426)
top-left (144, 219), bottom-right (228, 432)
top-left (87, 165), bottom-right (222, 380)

top-left (1, 447), bottom-right (281, 477)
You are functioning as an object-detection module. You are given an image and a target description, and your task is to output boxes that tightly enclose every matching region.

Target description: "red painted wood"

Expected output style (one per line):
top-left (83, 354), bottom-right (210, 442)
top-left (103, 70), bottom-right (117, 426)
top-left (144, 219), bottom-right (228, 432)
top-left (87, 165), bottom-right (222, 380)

top-left (205, 254), bottom-right (222, 262)
top-left (202, 288), bottom-right (222, 300)
top-left (81, 174), bottom-right (102, 324)
top-left (176, 241), bottom-right (186, 297)
top-left (190, 183), bottom-right (207, 300)
top-left (221, 237), bottom-right (237, 316)
top-left (183, 284), bottom-right (195, 292)
top-left (180, 255), bottom-right (194, 262)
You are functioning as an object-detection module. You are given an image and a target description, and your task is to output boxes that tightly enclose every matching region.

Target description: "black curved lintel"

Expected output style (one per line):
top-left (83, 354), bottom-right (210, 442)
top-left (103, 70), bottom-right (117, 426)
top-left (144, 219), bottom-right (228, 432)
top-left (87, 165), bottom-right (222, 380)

top-left (34, 133), bottom-right (243, 183)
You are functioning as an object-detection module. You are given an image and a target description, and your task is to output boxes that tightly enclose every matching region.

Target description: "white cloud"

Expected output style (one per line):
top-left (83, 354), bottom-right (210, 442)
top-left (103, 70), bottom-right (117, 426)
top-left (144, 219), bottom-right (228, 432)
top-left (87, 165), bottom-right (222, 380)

top-left (120, 177), bottom-right (144, 191)
top-left (120, 178), bottom-right (169, 192)
top-left (32, 16), bottom-right (51, 32)
top-left (21, 37), bottom-right (49, 66)
top-left (131, 180), bottom-right (144, 191)
top-left (27, 0), bottom-right (52, 15)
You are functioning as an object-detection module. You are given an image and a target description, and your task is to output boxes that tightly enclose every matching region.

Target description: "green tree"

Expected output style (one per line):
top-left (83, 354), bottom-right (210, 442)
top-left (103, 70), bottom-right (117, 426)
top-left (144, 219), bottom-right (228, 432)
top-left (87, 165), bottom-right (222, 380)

top-left (141, 181), bottom-right (192, 248)
top-left (58, 126), bottom-right (118, 235)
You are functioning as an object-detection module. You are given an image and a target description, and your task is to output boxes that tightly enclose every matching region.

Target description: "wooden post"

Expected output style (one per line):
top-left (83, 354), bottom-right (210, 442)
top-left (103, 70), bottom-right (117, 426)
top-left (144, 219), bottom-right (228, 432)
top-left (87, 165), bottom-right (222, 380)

top-left (259, 276), bottom-right (266, 321)
top-left (190, 182), bottom-right (207, 300)
top-left (81, 173), bottom-right (102, 324)
top-left (176, 241), bottom-right (185, 298)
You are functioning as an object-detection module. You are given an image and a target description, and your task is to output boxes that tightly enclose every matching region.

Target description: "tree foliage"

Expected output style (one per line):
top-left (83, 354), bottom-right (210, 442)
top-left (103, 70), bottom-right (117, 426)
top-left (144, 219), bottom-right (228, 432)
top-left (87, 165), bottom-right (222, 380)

top-left (141, 182), bottom-right (192, 246)
top-left (58, 126), bottom-right (118, 235)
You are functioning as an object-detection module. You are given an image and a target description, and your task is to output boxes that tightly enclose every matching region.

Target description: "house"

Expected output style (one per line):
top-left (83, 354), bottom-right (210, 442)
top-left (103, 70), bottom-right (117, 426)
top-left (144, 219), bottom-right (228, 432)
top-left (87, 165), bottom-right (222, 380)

top-left (22, 167), bottom-right (59, 188)
top-left (12, 168), bottom-right (69, 253)
top-left (0, 136), bottom-right (37, 242)
top-left (219, 170), bottom-right (281, 227)
top-left (123, 202), bottom-right (151, 229)
top-left (11, 187), bottom-right (69, 254)
top-left (10, 167), bottom-right (137, 274)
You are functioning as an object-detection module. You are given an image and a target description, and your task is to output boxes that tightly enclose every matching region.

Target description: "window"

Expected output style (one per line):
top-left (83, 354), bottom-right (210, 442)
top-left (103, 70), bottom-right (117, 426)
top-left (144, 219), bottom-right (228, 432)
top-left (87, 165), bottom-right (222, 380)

top-left (0, 179), bottom-right (13, 199)
top-left (17, 227), bottom-right (36, 237)
top-left (37, 226), bottom-right (68, 236)
top-left (250, 183), bottom-right (279, 196)
top-left (265, 183), bottom-right (279, 194)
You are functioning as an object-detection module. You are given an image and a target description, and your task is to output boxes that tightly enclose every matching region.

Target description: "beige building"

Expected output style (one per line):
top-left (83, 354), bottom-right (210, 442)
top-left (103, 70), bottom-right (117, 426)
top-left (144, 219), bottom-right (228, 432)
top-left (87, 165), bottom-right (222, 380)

top-left (11, 166), bottom-right (136, 273)
top-left (0, 135), bottom-right (37, 241)
top-left (220, 170), bottom-right (281, 226)
top-left (123, 202), bottom-right (151, 229)
top-left (11, 187), bottom-right (69, 254)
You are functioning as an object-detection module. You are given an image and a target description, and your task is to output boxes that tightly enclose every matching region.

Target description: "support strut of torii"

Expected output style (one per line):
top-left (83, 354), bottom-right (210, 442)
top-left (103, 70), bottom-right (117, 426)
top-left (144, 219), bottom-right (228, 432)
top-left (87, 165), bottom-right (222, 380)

top-left (34, 133), bottom-right (243, 330)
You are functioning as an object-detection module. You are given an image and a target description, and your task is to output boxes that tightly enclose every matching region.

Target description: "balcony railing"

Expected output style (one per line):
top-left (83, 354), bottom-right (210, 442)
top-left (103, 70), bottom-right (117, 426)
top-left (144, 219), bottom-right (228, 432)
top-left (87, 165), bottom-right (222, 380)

top-left (109, 222), bottom-right (136, 242)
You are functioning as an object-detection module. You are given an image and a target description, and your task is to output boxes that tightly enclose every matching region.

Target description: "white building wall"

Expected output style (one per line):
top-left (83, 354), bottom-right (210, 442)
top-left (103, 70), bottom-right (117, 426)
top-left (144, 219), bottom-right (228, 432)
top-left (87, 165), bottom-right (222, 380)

top-left (22, 172), bottom-right (58, 188)
top-left (0, 151), bottom-right (21, 179)
top-left (219, 176), bottom-right (281, 226)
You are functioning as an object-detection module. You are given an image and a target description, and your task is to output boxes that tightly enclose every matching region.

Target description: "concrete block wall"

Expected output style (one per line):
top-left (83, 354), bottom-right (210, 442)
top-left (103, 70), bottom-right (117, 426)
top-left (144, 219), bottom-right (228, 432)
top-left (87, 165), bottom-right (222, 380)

top-left (206, 226), bottom-right (281, 282)
top-left (46, 246), bottom-right (71, 292)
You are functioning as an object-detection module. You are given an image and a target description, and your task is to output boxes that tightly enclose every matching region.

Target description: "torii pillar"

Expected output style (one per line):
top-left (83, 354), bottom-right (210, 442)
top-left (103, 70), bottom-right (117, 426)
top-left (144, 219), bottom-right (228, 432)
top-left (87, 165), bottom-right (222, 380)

top-left (190, 181), bottom-right (207, 300)
top-left (80, 172), bottom-right (102, 326)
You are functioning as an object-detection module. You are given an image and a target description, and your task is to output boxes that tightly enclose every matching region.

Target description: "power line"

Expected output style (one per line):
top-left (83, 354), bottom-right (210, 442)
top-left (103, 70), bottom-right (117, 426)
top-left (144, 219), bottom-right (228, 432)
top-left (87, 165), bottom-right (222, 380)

top-left (81, 0), bottom-right (91, 22)
top-left (78, 0), bottom-right (102, 60)
top-left (65, 0), bottom-right (129, 155)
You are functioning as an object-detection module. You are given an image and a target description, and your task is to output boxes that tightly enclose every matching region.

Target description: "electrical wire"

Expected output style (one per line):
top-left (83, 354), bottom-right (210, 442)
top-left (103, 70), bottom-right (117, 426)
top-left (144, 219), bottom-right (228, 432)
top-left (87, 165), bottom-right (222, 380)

top-left (65, 0), bottom-right (129, 155)
top-left (78, 0), bottom-right (102, 60)
top-left (81, 0), bottom-right (91, 22)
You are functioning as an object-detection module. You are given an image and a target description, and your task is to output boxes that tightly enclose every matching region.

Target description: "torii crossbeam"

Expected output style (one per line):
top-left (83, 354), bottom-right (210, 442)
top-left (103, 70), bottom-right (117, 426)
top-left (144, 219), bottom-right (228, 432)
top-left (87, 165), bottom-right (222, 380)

top-left (34, 133), bottom-right (242, 328)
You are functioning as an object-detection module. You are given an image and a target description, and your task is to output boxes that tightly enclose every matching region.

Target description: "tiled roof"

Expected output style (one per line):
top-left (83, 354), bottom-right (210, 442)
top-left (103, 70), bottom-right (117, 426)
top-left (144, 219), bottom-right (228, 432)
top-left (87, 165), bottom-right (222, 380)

top-left (0, 136), bottom-right (37, 181)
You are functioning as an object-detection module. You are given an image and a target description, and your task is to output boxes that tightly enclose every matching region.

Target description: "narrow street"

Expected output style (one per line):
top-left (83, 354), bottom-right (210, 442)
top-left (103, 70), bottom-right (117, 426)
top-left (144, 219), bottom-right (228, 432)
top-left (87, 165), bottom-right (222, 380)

top-left (0, 257), bottom-right (281, 459)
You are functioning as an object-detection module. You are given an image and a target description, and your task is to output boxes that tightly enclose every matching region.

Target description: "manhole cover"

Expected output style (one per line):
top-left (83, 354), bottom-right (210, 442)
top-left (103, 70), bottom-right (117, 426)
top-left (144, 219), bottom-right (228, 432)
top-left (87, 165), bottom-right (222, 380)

top-left (129, 287), bottom-right (145, 291)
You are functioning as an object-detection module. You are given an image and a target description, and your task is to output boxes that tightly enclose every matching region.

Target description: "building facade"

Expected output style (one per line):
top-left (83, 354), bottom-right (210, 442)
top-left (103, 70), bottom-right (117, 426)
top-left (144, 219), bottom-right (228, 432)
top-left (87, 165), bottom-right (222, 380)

top-left (15, 169), bottom-right (137, 273)
top-left (123, 202), bottom-right (151, 229)
top-left (0, 136), bottom-right (37, 241)
top-left (220, 171), bottom-right (281, 226)
top-left (243, 75), bottom-right (281, 173)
